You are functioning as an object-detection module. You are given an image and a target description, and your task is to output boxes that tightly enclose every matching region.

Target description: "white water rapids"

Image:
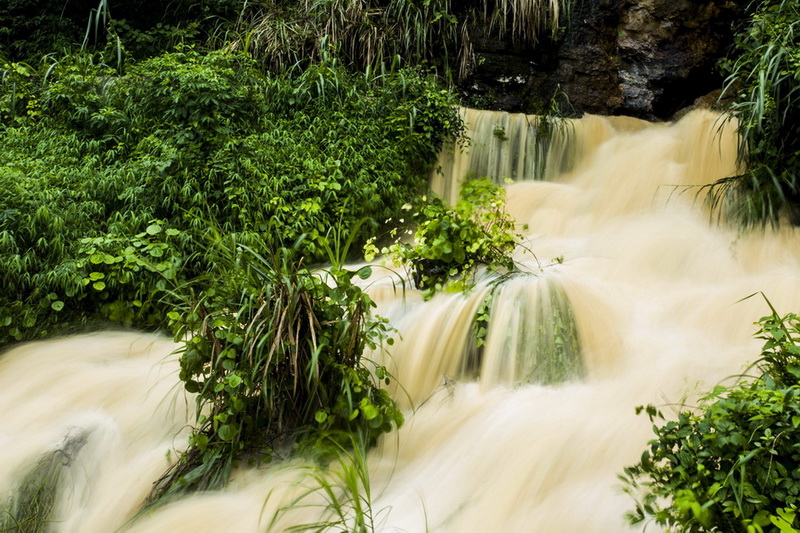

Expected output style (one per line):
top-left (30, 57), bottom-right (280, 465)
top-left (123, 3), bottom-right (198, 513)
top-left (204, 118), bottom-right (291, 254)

top-left (1, 109), bottom-right (799, 532)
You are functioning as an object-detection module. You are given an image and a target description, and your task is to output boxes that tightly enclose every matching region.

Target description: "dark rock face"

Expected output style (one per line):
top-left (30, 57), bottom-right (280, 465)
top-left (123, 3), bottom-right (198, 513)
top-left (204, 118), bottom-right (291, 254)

top-left (459, 0), bottom-right (740, 120)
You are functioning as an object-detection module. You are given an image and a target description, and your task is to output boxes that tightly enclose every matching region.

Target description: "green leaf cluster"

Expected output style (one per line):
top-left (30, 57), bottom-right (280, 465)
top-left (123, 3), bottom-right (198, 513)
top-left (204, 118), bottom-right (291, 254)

top-left (622, 306), bottom-right (800, 532)
top-left (371, 178), bottom-right (520, 298)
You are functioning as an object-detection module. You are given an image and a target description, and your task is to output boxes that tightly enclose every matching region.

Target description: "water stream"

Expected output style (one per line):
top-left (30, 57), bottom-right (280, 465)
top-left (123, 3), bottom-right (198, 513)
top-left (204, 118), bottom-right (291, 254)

top-left (2, 109), bottom-right (799, 532)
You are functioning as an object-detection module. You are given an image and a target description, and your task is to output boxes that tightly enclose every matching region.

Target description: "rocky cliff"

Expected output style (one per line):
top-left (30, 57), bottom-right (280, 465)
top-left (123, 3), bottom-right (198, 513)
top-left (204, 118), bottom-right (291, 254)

top-left (460, 0), bottom-right (740, 120)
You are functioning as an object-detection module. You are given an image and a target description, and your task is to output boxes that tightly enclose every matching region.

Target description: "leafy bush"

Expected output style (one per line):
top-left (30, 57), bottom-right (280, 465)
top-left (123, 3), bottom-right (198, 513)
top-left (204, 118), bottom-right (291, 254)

top-left (622, 302), bottom-right (800, 532)
top-left (367, 178), bottom-right (521, 297)
top-left (0, 47), bottom-right (462, 344)
top-left (148, 237), bottom-right (402, 500)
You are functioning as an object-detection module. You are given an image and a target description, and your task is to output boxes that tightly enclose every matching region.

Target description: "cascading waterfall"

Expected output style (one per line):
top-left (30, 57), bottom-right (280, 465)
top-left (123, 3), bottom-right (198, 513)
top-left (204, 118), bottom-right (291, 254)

top-left (2, 108), bottom-right (799, 532)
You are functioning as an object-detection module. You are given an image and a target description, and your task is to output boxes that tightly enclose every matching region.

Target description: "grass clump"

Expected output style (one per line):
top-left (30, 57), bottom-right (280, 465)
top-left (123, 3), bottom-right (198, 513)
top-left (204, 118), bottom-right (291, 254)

top-left (266, 433), bottom-right (390, 533)
top-left (710, 0), bottom-right (800, 226)
top-left (228, 0), bottom-right (572, 81)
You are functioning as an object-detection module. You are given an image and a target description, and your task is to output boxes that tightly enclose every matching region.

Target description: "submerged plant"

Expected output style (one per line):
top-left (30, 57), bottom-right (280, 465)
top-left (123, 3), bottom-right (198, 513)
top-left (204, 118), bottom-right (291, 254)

top-left (524, 279), bottom-right (582, 384)
top-left (0, 432), bottom-right (88, 533)
top-left (463, 275), bottom-right (583, 384)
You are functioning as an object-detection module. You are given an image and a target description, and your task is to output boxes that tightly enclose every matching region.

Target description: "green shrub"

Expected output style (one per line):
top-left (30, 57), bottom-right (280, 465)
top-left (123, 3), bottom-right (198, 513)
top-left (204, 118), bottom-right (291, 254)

top-left (368, 178), bottom-right (521, 298)
top-left (622, 302), bottom-right (800, 532)
top-left (147, 237), bottom-right (402, 501)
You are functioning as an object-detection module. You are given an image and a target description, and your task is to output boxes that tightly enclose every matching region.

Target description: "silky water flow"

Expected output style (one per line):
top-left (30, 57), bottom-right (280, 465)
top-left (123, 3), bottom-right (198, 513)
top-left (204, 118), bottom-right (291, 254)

top-left (1, 109), bottom-right (799, 532)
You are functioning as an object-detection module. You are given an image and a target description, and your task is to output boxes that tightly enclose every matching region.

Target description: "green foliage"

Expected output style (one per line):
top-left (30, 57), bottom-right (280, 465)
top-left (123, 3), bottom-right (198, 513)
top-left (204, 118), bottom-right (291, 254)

top-left (232, 0), bottom-right (572, 81)
top-left (711, 0), bottom-right (800, 226)
top-left (622, 304), bottom-right (800, 532)
top-left (481, 0), bottom-right (572, 44)
top-left (148, 237), bottom-right (402, 501)
top-left (0, 0), bottom-right (240, 62)
top-left (233, 0), bottom-right (458, 74)
top-left (368, 178), bottom-right (520, 298)
top-left (2, 0), bottom-right (574, 85)
top-left (0, 45), bottom-right (451, 507)
top-left (0, 56), bottom-right (41, 126)
top-left (0, 47), bottom-right (462, 345)
top-left (74, 220), bottom-right (189, 327)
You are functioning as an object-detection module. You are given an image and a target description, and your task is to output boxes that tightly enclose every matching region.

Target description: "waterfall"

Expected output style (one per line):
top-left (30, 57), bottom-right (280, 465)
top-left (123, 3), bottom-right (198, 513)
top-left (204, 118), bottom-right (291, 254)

top-left (2, 109), bottom-right (799, 532)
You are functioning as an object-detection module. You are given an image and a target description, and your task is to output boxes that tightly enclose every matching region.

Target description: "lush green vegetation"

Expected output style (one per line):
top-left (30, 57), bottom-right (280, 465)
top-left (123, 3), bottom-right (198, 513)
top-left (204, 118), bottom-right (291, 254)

top-left (8, 0), bottom-right (800, 528)
top-left (0, 1), bottom-right (464, 499)
top-left (622, 300), bottom-right (800, 532)
top-left (366, 178), bottom-right (521, 298)
top-left (148, 238), bottom-right (403, 501)
top-left (209, 0), bottom-right (573, 81)
top-left (0, 45), bottom-right (462, 344)
top-left (712, 0), bottom-right (800, 226)
top-left (2, 0), bottom-right (574, 82)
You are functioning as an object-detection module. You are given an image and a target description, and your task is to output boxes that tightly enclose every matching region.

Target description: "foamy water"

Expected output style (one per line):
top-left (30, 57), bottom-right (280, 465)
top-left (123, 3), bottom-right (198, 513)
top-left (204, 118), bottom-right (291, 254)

top-left (1, 109), bottom-right (798, 532)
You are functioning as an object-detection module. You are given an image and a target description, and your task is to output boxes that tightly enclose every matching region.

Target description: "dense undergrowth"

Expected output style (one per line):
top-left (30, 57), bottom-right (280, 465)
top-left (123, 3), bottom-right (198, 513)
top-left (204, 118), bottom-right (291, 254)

top-left (3, 0), bottom-right (800, 528)
top-left (1, 0), bottom-right (574, 82)
top-left (0, 46), bottom-right (462, 344)
top-left (229, 0), bottom-right (573, 81)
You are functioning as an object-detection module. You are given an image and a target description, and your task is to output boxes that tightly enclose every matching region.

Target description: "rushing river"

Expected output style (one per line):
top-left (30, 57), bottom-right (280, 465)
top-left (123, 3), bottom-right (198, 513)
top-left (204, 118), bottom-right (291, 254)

top-left (2, 109), bottom-right (799, 532)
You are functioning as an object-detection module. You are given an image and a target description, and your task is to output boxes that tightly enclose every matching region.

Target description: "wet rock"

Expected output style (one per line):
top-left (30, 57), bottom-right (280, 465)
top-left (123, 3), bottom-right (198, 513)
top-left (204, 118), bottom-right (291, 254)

top-left (459, 0), bottom-right (740, 120)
